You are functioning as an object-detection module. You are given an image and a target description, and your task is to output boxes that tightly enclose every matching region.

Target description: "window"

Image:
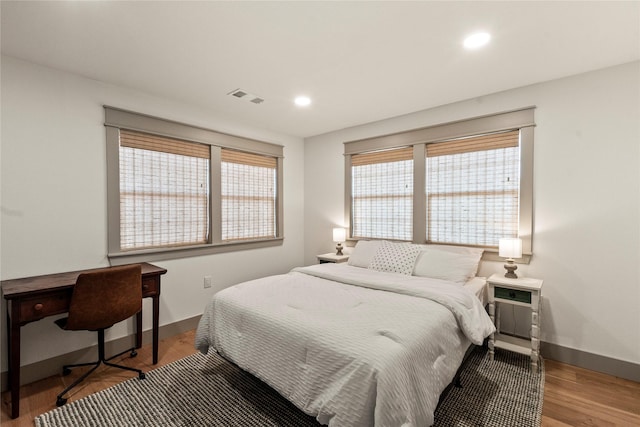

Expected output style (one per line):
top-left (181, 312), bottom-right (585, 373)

top-left (221, 149), bottom-right (277, 241)
top-left (351, 147), bottom-right (413, 240)
top-left (344, 107), bottom-right (535, 254)
top-left (119, 130), bottom-right (210, 250)
top-left (426, 130), bottom-right (520, 246)
top-left (105, 107), bottom-right (283, 264)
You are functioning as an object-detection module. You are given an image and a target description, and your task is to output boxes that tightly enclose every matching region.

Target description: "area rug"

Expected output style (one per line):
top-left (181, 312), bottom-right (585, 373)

top-left (35, 346), bottom-right (544, 427)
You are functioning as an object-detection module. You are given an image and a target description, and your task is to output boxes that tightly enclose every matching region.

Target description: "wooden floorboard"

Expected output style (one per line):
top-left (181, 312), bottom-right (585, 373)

top-left (2, 330), bottom-right (639, 426)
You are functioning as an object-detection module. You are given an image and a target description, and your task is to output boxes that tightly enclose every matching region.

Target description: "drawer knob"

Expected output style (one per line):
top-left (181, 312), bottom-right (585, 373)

top-left (142, 284), bottom-right (149, 290)
top-left (33, 303), bottom-right (44, 311)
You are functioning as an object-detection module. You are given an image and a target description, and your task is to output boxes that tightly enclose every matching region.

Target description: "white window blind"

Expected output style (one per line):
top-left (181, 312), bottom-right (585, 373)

top-left (119, 130), bottom-right (210, 251)
top-left (426, 130), bottom-right (520, 247)
top-left (351, 147), bottom-right (414, 240)
top-left (221, 149), bottom-right (277, 241)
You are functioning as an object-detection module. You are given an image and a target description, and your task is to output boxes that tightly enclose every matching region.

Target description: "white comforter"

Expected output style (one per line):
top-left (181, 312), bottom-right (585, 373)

top-left (195, 263), bottom-right (495, 427)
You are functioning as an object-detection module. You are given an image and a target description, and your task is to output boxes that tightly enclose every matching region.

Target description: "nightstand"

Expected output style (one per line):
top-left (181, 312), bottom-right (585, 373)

top-left (317, 253), bottom-right (350, 264)
top-left (487, 273), bottom-right (543, 371)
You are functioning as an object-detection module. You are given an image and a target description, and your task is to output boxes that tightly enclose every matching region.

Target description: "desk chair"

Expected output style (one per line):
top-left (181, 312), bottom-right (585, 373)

top-left (54, 264), bottom-right (146, 407)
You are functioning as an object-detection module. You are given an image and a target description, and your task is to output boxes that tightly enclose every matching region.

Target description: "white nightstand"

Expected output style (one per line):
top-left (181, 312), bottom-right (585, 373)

top-left (317, 253), bottom-right (350, 264)
top-left (487, 273), bottom-right (543, 371)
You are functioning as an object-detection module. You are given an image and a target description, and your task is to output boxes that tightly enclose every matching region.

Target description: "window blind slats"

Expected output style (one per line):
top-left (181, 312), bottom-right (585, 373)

top-left (352, 147), bottom-right (413, 241)
top-left (119, 142), bottom-right (209, 251)
top-left (120, 130), bottom-right (210, 159)
top-left (221, 149), bottom-right (277, 168)
top-left (426, 130), bottom-right (519, 157)
top-left (221, 148), bottom-right (276, 242)
top-left (351, 147), bottom-right (413, 166)
top-left (426, 142), bottom-right (520, 246)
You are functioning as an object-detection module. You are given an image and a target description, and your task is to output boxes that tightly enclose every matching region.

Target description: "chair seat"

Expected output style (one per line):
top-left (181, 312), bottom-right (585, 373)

top-left (55, 316), bottom-right (114, 332)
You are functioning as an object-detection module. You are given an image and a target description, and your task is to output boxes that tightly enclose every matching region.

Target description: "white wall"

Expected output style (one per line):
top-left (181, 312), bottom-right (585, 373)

top-left (304, 61), bottom-right (640, 365)
top-left (2, 54), bottom-right (638, 374)
top-left (0, 56), bottom-right (306, 369)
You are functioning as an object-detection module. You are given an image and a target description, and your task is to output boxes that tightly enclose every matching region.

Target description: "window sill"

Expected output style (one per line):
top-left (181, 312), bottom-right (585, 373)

top-left (481, 250), bottom-right (531, 265)
top-left (108, 238), bottom-right (284, 265)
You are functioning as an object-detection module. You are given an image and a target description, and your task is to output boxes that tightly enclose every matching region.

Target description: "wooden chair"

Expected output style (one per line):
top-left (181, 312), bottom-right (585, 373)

top-left (54, 264), bottom-right (146, 407)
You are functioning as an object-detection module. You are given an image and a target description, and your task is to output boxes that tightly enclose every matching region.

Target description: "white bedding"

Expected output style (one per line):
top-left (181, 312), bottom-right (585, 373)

top-left (195, 263), bottom-right (495, 427)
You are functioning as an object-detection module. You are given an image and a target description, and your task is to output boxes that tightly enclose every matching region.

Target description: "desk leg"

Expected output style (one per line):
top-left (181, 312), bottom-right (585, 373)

top-left (135, 311), bottom-right (143, 350)
top-left (7, 303), bottom-right (21, 419)
top-left (134, 297), bottom-right (158, 364)
top-left (152, 295), bottom-right (159, 364)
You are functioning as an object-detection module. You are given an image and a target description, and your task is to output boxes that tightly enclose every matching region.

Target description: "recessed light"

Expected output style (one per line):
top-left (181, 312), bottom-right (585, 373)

top-left (463, 32), bottom-right (491, 50)
top-left (294, 96), bottom-right (311, 107)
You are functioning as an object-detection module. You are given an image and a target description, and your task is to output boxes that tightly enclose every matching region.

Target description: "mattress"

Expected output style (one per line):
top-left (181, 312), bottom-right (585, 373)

top-left (195, 263), bottom-right (494, 427)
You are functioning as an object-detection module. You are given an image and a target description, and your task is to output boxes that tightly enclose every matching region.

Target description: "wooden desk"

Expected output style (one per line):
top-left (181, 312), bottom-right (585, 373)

top-left (1, 262), bottom-right (167, 419)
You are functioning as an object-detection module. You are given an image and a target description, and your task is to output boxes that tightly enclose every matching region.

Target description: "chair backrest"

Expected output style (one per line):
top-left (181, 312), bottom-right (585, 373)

top-left (65, 264), bottom-right (142, 331)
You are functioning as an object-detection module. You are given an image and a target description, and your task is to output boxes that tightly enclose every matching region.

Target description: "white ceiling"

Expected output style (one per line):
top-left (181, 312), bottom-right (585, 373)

top-left (2, 1), bottom-right (639, 138)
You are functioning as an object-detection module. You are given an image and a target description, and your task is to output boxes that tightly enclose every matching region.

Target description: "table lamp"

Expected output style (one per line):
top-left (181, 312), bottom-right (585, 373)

top-left (333, 228), bottom-right (346, 255)
top-left (499, 238), bottom-right (522, 278)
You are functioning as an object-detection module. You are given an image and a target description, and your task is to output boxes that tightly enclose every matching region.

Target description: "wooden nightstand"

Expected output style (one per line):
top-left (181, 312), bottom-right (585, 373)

top-left (317, 253), bottom-right (350, 264)
top-left (487, 273), bottom-right (543, 371)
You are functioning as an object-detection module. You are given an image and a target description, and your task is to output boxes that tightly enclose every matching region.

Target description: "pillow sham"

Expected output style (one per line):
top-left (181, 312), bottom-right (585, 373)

top-left (368, 241), bottom-right (421, 275)
top-left (413, 246), bottom-right (483, 283)
top-left (348, 240), bottom-right (383, 268)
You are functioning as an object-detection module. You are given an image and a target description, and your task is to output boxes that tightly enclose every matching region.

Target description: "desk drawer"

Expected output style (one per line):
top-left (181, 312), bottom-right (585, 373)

top-left (18, 293), bottom-right (71, 323)
top-left (495, 287), bottom-right (531, 304)
top-left (141, 277), bottom-right (159, 297)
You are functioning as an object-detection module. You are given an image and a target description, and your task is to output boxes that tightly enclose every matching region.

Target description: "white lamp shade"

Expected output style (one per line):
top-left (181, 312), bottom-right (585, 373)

top-left (499, 238), bottom-right (522, 258)
top-left (332, 227), bottom-right (346, 243)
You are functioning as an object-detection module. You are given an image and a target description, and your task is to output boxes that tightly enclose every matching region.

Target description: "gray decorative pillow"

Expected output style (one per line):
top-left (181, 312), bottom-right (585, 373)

top-left (368, 241), bottom-right (421, 275)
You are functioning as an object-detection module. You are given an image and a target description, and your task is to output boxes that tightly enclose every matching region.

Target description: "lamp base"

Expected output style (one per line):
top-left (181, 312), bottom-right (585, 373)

top-left (335, 243), bottom-right (344, 256)
top-left (503, 259), bottom-right (518, 279)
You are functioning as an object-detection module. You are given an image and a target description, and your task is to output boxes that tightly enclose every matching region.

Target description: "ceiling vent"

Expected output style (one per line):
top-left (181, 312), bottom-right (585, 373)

top-left (228, 88), bottom-right (264, 105)
top-left (231, 90), bottom-right (247, 98)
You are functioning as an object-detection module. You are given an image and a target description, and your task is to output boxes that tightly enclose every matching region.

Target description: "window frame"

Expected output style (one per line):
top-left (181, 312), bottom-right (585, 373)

top-left (105, 106), bottom-right (284, 265)
top-left (344, 107), bottom-right (535, 259)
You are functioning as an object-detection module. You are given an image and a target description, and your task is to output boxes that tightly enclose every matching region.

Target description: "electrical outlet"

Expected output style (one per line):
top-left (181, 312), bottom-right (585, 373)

top-left (203, 276), bottom-right (212, 289)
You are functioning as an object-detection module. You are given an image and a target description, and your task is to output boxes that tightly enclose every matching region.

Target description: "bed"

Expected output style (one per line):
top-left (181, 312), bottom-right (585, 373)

top-left (195, 241), bottom-right (495, 427)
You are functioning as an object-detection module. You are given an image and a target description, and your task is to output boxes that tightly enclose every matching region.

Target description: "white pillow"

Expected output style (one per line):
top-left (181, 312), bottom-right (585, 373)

top-left (368, 241), bottom-right (421, 275)
top-left (413, 246), bottom-right (483, 283)
top-left (347, 240), bottom-right (383, 268)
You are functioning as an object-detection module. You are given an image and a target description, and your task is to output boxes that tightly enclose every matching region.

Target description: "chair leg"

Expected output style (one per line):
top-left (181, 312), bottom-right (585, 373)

top-left (101, 328), bottom-right (145, 379)
top-left (103, 358), bottom-right (145, 379)
top-left (56, 329), bottom-right (145, 406)
top-left (61, 360), bottom-right (101, 376)
top-left (105, 345), bottom-right (138, 361)
top-left (56, 361), bottom-right (101, 406)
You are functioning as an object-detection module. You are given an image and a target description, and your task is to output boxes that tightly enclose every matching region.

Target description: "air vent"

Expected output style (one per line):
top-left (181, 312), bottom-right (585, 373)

top-left (231, 90), bottom-right (247, 98)
top-left (228, 88), bottom-right (264, 105)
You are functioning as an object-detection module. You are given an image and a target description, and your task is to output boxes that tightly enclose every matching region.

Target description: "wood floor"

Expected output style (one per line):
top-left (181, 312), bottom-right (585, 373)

top-left (2, 329), bottom-right (639, 426)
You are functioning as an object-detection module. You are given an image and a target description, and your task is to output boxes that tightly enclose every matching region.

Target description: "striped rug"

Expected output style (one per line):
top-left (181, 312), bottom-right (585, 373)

top-left (35, 346), bottom-right (544, 426)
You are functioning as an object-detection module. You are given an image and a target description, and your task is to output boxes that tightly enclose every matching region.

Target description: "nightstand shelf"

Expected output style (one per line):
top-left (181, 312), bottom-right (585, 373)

top-left (493, 333), bottom-right (533, 355)
top-left (317, 253), bottom-right (350, 264)
top-left (487, 273), bottom-right (543, 371)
